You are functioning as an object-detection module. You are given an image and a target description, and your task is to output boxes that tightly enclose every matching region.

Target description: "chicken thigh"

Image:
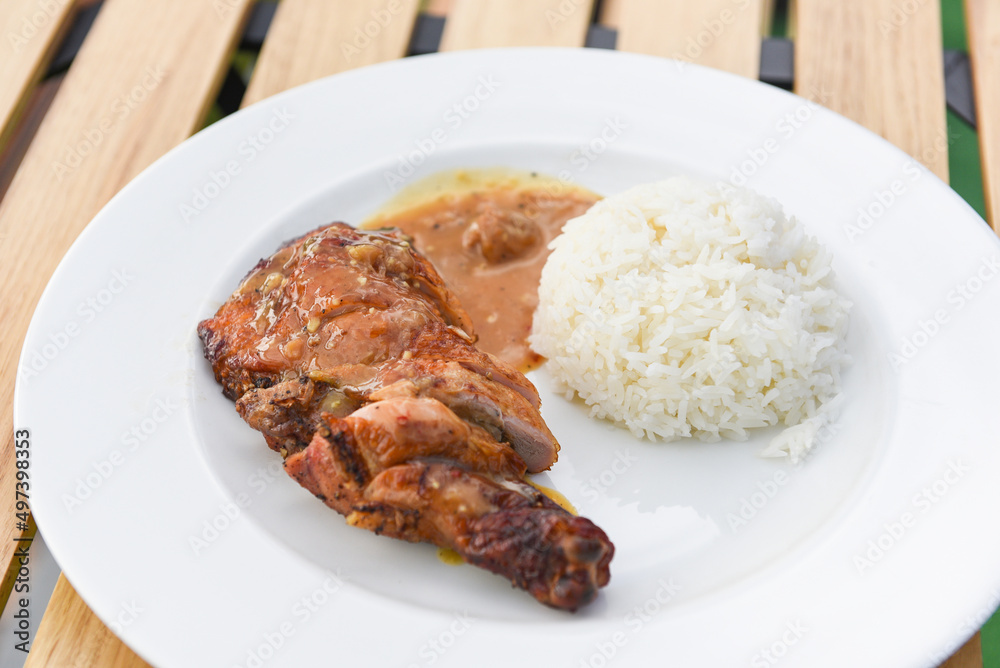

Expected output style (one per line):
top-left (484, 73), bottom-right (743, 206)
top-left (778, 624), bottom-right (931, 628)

top-left (198, 222), bottom-right (613, 610)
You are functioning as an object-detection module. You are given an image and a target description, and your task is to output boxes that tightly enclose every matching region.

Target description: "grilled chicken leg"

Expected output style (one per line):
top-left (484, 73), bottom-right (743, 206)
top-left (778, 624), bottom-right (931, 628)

top-left (198, 222), bottom-right (613, 610)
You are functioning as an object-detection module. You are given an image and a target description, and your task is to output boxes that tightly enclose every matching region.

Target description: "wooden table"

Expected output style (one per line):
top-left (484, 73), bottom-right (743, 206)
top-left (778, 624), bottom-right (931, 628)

top-left (1, 0), bottom-right (997, 665)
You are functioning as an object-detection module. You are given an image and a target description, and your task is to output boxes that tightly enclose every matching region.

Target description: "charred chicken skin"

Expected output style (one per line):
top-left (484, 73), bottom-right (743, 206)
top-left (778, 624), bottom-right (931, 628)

top-left (198, 223), bottom-right (613, 611)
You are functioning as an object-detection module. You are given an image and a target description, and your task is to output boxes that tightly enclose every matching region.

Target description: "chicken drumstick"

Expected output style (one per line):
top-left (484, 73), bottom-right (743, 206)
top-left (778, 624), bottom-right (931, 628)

top-left (198, 222), bottom-right (613, 610)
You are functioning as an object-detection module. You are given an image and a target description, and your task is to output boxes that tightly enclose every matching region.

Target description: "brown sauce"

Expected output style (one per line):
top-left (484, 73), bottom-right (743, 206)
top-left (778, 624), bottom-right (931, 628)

top-left (364, 169), bottom-right (599, 371)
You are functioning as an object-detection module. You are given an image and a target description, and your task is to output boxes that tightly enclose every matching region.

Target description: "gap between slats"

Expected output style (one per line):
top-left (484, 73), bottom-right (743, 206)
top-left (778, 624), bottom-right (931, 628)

top-left (965, 0), bottom-right (1000, 230)
top-left (0, 0), bottom-right (76, 151)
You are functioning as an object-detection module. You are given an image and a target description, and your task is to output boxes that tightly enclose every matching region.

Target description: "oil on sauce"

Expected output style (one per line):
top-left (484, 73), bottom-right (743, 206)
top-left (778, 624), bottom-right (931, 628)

top-left (527, 479), bottom-right (578, 515)
top-left (364, 169), bottom-right (599, 372)
top-left (437, 547), bottom-right (465, 566)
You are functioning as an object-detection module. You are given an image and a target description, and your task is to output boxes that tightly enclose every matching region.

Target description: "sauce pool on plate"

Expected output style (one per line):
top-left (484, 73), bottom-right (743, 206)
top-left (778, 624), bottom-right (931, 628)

top-left (364, 169), bottom-right (599, 372)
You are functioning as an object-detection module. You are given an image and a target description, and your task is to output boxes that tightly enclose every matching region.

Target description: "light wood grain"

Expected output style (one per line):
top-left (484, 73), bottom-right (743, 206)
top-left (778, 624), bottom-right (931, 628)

top-left (761, 0), bottom-right (776, 34)
top-left (0, 0), bottom-right (76, 150)
top-left (0, 77), bottom-right (61, 203)
top-left (795, 0), bottom-right (949, 180)
top-left (786, 0), bottom-right (797, 39)
top-left (941, 632), bottom-right (984, 668)
top-left (966, 0), bottom-right (1000, 230)
top-left (607, 0), bottom-right (767, 78)
top-left (423, 0), bottom-right (453, 16)
top-left (24, 575), bottom-right (148, 668)
top-left (243, 0), bottom-right (420, 107)
top-left (599, 0), bottom-right (622, 27)
top-left (0, 0), bottom-right (252, 662)
top-left (440, 0), bottom-right (595, 50)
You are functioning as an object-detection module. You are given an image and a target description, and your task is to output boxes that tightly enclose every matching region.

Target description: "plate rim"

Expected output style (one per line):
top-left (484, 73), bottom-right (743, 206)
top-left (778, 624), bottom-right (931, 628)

top-left (17, 46), bottom-right (1000, 668)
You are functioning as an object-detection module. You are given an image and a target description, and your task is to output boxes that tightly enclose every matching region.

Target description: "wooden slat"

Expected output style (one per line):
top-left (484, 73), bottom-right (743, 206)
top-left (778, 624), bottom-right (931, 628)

top-left (761, 0), bottom-right (776, 31)
top-left (794, 0), bottom-right (949, 180)
top-left (243, 0), bottom-right (420, 107)
top-left (0, 0), bottom-right (253, 662)
top-left (24, 576), bottom-right (146, 668)
top-left (941, 632), bottom-right (984, 668)
top-left (0, 75), bottom-right (61, 203)
top-left (0, 0), bottom-right (76, 150)
top-left (440, 0), bottom-right (594, 50)
top-left (604, 0), bottom-right (768, 79)
top-left (966, 0), bottom-right (1000, 229)
top-left (598, 0), bottom-right (622, 27)
top-left (423, 0), bottom-right (453, 15)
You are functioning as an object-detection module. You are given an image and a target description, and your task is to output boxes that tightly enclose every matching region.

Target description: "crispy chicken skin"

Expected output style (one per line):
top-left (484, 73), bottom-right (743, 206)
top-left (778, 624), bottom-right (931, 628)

top-left (198, 223), bottom-right (613, 610)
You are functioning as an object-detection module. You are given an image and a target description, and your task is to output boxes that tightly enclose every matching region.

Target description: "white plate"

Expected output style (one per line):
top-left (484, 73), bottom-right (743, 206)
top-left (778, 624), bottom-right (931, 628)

top-left (17, 48), bottom-right (1000, 668)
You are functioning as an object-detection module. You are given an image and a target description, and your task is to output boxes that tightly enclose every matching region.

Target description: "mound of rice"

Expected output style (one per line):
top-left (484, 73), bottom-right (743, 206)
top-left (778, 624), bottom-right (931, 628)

top-left (530, 177), bottom-right (850, 461)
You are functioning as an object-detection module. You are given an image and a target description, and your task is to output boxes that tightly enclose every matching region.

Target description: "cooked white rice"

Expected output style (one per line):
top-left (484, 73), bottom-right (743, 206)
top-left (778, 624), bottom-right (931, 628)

top-left (530, 177), bottom-right (850, 461)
